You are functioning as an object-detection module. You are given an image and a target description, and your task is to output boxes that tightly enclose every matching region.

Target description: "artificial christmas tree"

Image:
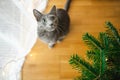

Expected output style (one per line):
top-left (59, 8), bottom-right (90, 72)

top-left (69, 22), bottom-right (120, 80)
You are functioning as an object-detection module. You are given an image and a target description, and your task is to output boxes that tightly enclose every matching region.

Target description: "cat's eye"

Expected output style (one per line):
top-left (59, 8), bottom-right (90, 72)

top-left (42, 18), bottom-right (46, 23)
top-left (50, 16), bottom-right (55, 20)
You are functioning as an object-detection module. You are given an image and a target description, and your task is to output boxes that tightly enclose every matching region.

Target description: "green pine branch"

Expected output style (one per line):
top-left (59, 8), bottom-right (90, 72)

top-left (83, 33), bottom-right (103, 50)
top-left (99, 50), bottom-right (106, 78)
top-left (98, 32), bottom-right (109, 50)
top-left (69, 54), bottom-right (98, 77)
top-left (69, 22), bottom-right (120, 80)
top-left (105, 21), bottom-right (120, 46)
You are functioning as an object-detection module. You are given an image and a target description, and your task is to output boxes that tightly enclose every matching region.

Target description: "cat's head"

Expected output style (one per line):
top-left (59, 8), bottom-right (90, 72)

top-left (33, 5), bottom-right (58, 32)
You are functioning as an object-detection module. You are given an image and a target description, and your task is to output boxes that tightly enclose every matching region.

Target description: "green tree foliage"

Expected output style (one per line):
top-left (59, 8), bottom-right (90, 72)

top-left (69, 22), bottom-right (120, 80)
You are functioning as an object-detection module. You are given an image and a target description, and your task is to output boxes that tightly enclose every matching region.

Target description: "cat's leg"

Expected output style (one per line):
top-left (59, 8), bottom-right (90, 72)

top-left (57, 36), bottom-right (66, 43)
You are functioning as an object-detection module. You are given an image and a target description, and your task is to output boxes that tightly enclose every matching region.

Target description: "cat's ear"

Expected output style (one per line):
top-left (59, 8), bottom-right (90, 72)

top-left (50, 5), bottom-right (56, 15)
top-left (33, 9), bottom-right (42, 21)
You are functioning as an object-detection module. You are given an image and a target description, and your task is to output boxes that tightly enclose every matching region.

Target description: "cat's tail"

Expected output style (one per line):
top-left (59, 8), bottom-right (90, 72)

top-left (64, 0), bottom-right (72, 12)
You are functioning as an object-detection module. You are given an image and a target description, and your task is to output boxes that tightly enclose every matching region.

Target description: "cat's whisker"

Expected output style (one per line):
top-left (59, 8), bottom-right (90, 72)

top-left (55, 28), bottom-right (60, 34)
top-left (57, 26), bottom-right (64, 33)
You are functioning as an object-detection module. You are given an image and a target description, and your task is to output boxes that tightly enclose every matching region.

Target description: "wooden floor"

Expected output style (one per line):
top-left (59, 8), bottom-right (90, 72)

top-left (22, 0), bottom-right (120, 80)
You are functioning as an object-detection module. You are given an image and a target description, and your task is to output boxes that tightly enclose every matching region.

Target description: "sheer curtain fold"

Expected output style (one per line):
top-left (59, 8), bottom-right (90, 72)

top-left (0, 0), bottom-right (48, 80)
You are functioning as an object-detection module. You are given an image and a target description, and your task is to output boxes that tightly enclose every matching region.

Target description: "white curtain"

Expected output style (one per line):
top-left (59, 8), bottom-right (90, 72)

top-left (0, 0), bottom-right (48, 80)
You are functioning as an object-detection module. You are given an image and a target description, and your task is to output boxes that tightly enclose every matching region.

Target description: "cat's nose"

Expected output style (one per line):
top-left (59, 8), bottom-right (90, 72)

top-left (50, 23), bottom-right (54, 26)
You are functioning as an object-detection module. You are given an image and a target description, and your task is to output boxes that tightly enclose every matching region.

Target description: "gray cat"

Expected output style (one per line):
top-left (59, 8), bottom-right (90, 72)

top-left (33, 0), bottom-right (71, 48)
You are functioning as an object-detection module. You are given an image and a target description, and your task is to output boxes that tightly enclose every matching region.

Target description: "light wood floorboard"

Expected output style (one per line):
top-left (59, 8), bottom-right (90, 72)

top-left (22, 0), bottom-right (120, 80)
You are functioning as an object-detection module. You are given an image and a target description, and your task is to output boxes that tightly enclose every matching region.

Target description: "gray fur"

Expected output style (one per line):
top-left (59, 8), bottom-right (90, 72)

top-left (64, 0), bottom-right (72, 12)
top-left (33, 2), bottom-right (71, 48)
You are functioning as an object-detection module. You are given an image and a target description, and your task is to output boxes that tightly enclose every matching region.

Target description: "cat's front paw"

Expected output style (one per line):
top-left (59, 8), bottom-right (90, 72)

top-left (48, 43), bottom-right (55, 49)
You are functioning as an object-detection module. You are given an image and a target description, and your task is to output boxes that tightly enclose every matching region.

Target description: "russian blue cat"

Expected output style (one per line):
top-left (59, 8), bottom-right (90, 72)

top-left (33, 0), bottom-right (71, 48)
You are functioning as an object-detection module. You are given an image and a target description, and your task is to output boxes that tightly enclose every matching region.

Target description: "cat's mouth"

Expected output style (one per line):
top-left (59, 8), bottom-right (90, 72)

top-left (47, 29), bottom-right (55, 32)
top-left (46, 27), bottom-right (56, 32)
top-left (46, 25), bottom-right (57, 32)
